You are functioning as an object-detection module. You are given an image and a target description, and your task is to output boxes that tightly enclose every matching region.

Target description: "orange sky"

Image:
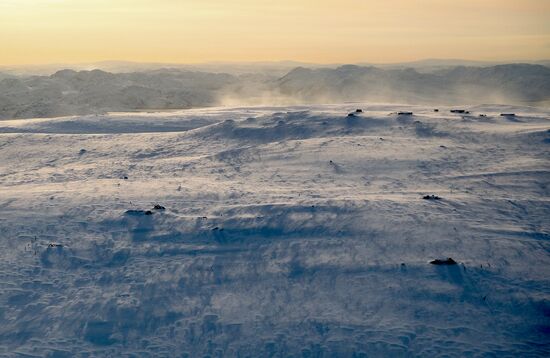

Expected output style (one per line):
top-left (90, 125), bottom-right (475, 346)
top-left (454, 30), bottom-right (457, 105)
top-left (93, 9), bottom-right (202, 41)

top-left (1, 0), bottom-right (549, 65)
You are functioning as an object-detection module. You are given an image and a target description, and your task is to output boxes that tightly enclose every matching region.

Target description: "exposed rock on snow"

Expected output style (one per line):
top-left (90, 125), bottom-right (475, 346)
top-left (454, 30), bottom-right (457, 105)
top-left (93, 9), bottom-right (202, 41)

top-left (125, 209), bottom-right (153, 216)
top-left (423, 194), bottom-right (442, 200)
top-left (430, 258), bottom-right (458, 265)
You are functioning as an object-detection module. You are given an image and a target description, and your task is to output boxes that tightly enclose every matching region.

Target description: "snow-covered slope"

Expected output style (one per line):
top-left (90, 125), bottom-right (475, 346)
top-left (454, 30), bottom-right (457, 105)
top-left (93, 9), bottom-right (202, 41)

top-left (0, 104), bottom-right (549, 356)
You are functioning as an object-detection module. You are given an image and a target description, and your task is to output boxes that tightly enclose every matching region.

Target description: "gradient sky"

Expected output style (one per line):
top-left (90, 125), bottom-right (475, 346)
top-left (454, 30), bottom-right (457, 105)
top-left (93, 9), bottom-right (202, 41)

top-left (1, 0), bottom-right (549, 65)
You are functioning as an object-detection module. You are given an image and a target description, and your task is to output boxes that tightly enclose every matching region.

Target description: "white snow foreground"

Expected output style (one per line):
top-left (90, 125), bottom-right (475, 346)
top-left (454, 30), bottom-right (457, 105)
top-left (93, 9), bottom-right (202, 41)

top-left (0, 104), bottom-right (549, 357)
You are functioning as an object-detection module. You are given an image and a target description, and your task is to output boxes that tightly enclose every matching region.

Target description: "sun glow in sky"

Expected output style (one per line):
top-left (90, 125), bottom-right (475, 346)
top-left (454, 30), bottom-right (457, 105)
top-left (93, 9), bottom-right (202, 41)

top-left (1, 0), bottom-right (549, 65)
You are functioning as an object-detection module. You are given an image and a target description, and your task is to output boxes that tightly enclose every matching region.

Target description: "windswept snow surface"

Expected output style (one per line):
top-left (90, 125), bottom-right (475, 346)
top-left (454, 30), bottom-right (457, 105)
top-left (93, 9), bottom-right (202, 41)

top-left (0, 104), bottom-right (549, 357)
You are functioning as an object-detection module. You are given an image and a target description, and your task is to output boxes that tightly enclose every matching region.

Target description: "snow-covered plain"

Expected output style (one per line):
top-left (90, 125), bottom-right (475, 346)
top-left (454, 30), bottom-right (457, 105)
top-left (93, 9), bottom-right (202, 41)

top-left (0, 104), bottom-right (549, 357)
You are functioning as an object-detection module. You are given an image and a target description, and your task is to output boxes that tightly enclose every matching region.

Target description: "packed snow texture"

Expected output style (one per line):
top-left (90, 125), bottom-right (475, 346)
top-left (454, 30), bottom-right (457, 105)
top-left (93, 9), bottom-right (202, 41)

top-left (0, 104), bottom-right (549, 357)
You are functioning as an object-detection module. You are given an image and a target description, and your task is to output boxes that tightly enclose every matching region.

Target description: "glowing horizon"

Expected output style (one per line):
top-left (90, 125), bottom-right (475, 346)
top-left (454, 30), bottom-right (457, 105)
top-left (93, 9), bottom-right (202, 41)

top-left (1, 0), bottom-right (549, 66)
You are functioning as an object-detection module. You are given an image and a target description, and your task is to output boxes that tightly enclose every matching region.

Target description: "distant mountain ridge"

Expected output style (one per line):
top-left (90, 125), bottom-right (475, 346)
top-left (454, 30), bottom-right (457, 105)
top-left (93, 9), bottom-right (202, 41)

top-left (0, 63), bottom-right (549, 119)
top-left (0, 69), bottom-right (237, 119)
top-left (276, 64), bottom-right (550, 105)
top-left (2, 59), bottom-right (549, 76)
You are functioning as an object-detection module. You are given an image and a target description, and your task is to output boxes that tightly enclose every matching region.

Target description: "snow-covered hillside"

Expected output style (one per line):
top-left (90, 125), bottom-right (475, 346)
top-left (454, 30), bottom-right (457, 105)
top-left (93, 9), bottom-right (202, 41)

top-left (0, 104), bottom-right (549, 356)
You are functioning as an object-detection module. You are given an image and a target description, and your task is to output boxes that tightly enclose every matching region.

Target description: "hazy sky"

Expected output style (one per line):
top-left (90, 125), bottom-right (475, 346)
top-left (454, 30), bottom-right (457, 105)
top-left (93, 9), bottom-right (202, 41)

top-left (1, 0), bottom-right (549, 65)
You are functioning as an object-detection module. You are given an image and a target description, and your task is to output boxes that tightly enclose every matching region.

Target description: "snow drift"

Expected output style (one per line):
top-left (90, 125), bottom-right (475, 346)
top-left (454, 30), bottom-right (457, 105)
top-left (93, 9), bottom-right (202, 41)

top-left (0, 104), bottom-right (549, 356)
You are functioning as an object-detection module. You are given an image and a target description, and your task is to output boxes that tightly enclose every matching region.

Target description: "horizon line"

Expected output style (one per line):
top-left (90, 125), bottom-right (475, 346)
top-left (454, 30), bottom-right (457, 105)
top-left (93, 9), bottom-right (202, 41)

top-left (2, 57), bottom-right (550, 69)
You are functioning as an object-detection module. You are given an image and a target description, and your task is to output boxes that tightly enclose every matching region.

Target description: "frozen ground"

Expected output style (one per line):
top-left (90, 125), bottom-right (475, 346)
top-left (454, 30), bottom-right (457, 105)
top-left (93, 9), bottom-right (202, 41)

top-left (0, 104), bottom-right (549, 357)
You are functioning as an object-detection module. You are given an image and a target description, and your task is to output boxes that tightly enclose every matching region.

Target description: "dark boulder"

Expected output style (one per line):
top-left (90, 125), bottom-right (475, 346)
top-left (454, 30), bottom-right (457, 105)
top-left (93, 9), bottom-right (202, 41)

top-left (423, 194), bottom-right (441, 200)
top-left (430, 258), bottom-right (457, 265)
top-left (125, 209), bottom-right (153, 216)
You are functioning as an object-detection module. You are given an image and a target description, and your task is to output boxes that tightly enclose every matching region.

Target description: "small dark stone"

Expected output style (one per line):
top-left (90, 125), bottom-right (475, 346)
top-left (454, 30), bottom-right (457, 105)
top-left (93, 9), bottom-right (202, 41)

top-left (423, 194), bottom-right (441, 200)
top-left (123, 176), bottom-right (128, 180)
top-left (153, 204), bottom-right (165, 210)
top-left (126, 210), bottom-right (153, 216)
top-left (125, 209), bottom-right (147, 215)
top-left (430, 258), bottom-right (457, 265)
top-left (355, 109), bottom-right (363, 113)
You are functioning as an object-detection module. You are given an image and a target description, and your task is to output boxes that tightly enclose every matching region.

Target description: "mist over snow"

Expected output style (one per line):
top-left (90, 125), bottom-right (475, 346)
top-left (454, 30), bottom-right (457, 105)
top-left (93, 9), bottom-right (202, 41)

top-left (0, 63), bottom-right (549, 120)
top-left (0, 102), bottom-right (549, 356)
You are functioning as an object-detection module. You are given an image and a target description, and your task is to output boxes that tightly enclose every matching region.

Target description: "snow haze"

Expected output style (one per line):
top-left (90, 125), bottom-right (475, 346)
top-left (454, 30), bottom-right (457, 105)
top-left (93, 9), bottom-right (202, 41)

top-left (1, 63), bottom-right (549, 120)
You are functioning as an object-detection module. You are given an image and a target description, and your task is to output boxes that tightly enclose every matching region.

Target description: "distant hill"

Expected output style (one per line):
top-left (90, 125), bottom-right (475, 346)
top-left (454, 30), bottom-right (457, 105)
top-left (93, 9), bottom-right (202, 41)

top-left (0, 64), bottom-right (549, 119)
top-left (0, 69), bottom-right (237, 119)
top-left (276, 64), bottom-right (550, 106)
